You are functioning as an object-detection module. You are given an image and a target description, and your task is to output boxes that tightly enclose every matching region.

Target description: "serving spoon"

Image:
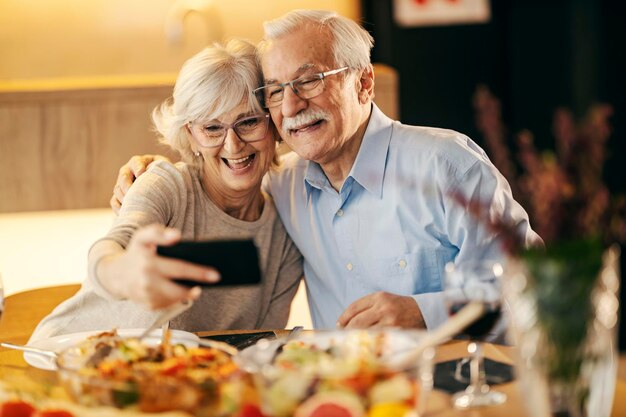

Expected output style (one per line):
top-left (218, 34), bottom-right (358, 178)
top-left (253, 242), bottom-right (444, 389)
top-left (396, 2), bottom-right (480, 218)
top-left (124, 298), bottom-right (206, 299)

top-left (0, 342), bottom-right (58, 359)
top-left (270, 325), bottom-right (304, 361)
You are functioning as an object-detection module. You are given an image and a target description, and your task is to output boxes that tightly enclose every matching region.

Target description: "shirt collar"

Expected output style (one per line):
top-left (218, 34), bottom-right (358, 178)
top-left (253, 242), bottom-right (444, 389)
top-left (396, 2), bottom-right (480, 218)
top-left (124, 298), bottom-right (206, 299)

top-left (304, 104), bottom-right (394, 199)
top-left (304, 160), bottom-right (328, 195)
top-left (349, 104), bottom-right (393, 198)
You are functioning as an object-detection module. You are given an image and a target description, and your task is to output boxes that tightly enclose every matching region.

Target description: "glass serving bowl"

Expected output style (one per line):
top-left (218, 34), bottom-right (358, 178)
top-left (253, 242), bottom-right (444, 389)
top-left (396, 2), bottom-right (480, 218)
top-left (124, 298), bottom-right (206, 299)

top-left (55, 331), bottom-right (253, 416)
top-left (236, 329), bottom-right (433, 417)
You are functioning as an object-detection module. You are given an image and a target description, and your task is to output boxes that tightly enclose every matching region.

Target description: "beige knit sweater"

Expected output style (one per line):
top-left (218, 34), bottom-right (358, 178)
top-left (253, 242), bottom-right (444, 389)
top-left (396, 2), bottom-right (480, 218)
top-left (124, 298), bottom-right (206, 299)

top-left (30, 161), bottom-right (303, 342)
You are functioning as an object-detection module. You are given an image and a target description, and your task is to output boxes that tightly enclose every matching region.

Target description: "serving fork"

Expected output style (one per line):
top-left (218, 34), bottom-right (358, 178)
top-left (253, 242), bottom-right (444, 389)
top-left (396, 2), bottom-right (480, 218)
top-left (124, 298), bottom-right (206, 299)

top-left (138, 299), bottom-right (194, 341)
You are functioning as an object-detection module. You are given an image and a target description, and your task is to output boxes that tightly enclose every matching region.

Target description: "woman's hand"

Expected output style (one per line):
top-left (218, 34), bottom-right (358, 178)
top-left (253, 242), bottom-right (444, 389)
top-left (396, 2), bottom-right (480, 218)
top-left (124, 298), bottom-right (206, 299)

top-left (97, 224), bottom-right (220, 309)
top-left (111, 154), bottom-right (170, 214)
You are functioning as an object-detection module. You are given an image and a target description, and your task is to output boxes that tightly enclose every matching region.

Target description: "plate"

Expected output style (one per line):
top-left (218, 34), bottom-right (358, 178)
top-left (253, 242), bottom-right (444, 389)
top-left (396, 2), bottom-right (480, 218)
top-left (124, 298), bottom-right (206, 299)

top-left (25, 328), bottom-right (200, 371)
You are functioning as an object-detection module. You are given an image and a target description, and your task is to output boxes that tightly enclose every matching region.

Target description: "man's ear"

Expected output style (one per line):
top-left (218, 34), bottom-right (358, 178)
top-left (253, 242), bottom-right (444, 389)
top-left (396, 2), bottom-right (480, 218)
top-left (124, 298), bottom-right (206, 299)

top-left (357, 64), bottom-right (375, 104)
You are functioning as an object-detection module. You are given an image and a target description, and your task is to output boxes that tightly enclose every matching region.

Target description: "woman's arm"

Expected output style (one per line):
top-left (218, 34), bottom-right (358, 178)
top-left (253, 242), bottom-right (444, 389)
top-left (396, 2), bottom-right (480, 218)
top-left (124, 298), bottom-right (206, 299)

top-left (89, 224), bottom-right (219, 309)
top-left (97, 161), bottom-right (221, 309)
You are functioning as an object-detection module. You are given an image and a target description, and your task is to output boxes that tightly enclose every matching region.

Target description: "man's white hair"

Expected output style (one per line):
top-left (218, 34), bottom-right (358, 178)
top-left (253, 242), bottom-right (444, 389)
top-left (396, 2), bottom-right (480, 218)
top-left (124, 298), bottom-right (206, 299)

top-left (258, 9), bottom-right (374, 70)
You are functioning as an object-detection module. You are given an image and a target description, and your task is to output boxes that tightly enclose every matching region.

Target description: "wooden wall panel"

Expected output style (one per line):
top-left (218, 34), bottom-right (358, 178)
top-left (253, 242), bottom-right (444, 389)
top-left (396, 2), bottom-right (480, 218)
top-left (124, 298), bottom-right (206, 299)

top-left (0, 64), bottom-right (397, 213)
top-left (0, 85), bottom-right (178, 213)
top-left (0, 105), bottom-right (44, 211)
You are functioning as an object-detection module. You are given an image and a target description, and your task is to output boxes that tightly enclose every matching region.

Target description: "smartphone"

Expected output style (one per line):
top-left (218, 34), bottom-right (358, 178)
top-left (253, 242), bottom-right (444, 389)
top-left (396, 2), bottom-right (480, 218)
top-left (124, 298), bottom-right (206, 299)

top-left (157, 239), bottom-right (261, 287)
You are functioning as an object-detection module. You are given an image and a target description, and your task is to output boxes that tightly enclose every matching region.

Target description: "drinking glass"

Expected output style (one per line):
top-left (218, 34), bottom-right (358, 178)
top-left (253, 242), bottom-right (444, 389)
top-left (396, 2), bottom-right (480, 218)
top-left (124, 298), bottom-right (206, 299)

top-left (444, 260), bottom-right (507, 408)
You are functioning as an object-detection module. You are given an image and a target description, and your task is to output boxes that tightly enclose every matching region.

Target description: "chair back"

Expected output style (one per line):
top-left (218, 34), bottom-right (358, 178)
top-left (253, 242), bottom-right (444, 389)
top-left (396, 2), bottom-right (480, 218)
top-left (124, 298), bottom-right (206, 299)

top-left (0, 284), bottom-right (80, 343)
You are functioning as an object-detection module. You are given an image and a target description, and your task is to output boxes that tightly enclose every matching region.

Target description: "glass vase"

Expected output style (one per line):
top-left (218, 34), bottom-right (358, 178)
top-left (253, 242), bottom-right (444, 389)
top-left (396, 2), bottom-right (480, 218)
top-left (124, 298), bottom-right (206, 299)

top-left (504, 241), bottom-right (620, 417)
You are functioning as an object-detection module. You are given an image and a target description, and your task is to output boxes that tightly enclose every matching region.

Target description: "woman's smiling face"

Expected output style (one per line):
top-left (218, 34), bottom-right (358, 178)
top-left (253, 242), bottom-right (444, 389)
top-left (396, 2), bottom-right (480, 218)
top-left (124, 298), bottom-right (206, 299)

top-left (188, 102), bottom-right (275, 197)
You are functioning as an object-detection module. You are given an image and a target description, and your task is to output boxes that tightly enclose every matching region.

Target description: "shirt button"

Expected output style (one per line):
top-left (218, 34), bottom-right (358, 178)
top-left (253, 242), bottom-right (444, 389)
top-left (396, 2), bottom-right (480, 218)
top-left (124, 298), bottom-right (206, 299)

top-left (399, 259), bottom-right (407, 269)
top-left (346, 262), bottom-right (353, 271)
top-left (337, 209), bottom-right (344, 217)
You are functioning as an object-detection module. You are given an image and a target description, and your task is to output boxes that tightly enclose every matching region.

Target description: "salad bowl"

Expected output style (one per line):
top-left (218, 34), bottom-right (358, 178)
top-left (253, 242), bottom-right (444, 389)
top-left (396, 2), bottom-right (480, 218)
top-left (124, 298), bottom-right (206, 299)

top-left (236, 329), bottom-right (434, 417)
top-left (55, 330), bottom-right (253, 416)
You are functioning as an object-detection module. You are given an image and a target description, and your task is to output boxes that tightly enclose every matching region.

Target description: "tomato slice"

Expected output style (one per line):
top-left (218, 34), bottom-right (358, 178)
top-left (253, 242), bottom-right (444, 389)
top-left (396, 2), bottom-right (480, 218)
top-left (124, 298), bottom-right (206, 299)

top-left (236, 403), bottom-right (265, 417)
top-left (0, 400), bottom-right (36, 417)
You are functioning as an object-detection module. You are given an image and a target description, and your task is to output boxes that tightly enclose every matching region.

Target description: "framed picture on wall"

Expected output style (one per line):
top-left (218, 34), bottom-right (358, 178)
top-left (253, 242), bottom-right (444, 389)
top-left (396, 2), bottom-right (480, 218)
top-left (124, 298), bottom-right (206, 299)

top-left (393, 0), bottom-right (490, 27)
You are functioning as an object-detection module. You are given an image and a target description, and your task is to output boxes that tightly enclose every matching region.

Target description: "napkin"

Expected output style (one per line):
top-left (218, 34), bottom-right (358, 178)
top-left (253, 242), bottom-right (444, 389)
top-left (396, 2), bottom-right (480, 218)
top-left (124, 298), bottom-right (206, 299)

top-left (201, 331), bottom-right (276, 350)
top-left (433, 358), bottom-right (514, 394)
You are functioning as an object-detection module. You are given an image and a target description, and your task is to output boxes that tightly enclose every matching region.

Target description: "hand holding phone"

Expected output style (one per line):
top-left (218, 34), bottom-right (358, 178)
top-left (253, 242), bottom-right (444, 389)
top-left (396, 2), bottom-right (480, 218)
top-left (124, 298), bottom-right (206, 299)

top-left (157, 239), bottom-right (261, 287)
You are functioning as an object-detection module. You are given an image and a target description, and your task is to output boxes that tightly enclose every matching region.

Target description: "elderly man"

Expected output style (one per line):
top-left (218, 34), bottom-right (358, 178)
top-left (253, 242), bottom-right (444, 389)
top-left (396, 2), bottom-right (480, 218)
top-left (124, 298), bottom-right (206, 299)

top-left (113, 10), bottom-right (539, 330)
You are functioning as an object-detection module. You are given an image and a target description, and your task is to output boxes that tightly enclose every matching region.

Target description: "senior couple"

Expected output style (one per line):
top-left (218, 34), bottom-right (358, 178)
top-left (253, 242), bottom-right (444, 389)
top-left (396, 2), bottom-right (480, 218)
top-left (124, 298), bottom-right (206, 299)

top-left (31, 10), bottom-right (538, 341)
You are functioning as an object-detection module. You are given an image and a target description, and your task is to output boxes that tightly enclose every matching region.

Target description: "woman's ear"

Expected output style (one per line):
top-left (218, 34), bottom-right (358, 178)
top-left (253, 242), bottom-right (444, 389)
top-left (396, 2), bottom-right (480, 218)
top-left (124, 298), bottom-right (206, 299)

top-left (185, 122), bottom-right (195, 138)
top-left (357, 64), bottom-right (375, 104)
top-left (185, 125), bottom-right (202, 158)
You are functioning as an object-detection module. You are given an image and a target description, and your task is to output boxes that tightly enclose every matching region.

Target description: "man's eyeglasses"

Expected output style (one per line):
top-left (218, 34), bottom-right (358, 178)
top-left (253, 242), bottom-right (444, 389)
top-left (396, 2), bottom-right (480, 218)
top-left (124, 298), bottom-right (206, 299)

top-left (188, 114), bottom-right (270, 148)
top-left (254, 67), bottom-right (350, 109)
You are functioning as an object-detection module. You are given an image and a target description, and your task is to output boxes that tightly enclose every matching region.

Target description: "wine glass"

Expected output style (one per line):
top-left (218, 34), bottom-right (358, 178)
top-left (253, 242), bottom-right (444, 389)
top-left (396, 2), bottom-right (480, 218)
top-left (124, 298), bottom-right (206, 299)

top-left (444, 260), bottom-right (507, 409)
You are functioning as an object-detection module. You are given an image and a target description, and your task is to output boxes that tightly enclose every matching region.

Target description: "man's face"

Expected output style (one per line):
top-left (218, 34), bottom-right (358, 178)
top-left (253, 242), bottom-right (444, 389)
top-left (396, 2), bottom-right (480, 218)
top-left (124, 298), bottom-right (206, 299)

top-left (260, 26), bottom-right (364, 166)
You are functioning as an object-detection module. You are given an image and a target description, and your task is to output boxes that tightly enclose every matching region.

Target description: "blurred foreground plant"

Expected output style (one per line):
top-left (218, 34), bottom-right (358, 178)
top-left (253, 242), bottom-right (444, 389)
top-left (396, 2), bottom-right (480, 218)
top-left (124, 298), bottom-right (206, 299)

top-left (471, 85), bottom-right (623, 417)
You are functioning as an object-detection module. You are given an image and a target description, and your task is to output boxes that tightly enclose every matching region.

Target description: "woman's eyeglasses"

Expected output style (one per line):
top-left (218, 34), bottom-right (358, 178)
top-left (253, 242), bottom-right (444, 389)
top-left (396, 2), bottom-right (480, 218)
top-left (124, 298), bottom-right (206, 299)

top-left (188, 114), bottom-right (270, 148)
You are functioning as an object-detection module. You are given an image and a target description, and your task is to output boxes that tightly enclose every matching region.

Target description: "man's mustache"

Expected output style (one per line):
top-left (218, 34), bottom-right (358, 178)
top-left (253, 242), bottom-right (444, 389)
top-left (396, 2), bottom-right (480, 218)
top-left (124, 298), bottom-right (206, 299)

top-left (282, 110), bottom-right (330, 133)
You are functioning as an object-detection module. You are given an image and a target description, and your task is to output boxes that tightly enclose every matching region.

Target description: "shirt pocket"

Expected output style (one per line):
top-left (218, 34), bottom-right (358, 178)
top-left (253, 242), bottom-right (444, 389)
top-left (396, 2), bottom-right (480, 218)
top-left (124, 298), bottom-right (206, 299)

top-left (361, 249), bottom-right (442, 295)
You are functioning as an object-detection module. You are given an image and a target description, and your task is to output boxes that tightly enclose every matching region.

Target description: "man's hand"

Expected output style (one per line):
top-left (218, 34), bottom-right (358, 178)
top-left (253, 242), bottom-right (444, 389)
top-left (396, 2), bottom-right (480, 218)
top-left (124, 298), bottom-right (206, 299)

top-left (111, 154), bottom-right (169, 214)
top-left (337, 291), bottom-right (426, 329)
top-left (98, 224), bottom-right (220, 310)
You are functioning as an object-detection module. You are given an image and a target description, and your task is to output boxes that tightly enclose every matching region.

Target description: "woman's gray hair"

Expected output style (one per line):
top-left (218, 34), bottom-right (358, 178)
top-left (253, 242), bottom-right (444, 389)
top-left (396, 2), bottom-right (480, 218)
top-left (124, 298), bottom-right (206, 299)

top-left (258, 9), bottom-right (374, 70)
top-left (152, 39), bottom-right (265, 165)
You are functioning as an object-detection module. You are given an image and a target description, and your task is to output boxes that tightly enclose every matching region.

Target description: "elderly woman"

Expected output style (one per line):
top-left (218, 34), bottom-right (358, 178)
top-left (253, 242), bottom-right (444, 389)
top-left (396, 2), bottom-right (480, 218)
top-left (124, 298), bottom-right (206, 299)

top-left (30, 40), bottom-right (303, 341)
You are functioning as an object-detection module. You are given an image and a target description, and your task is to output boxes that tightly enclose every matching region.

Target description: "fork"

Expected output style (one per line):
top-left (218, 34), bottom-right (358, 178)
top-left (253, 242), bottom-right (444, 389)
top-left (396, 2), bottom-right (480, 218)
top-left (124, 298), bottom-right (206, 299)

top-left (138, 299), bottom-right (194, 341)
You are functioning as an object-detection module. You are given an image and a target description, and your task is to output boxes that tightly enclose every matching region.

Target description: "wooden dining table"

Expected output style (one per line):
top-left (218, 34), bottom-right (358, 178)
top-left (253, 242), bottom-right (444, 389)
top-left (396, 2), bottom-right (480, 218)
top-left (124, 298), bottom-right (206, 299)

top-left (1, 284), bottom-right (626, 416)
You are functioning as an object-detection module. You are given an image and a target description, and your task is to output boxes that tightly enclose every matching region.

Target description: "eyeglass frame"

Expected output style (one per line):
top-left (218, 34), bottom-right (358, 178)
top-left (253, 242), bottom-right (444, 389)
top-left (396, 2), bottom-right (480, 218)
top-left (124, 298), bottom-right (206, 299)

top-left (187, 113), bottom-right (271, 148)
top-left (254, 66), bottom-right (350, 108)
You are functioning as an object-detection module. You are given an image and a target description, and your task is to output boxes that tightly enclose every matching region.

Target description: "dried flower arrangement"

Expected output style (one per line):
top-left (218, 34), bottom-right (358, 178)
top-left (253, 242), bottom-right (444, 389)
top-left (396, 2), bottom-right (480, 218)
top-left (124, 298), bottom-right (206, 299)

top-left (472, 84), bottom-right (626, 246)
top-left (469, 85), bottom-right (624, 416)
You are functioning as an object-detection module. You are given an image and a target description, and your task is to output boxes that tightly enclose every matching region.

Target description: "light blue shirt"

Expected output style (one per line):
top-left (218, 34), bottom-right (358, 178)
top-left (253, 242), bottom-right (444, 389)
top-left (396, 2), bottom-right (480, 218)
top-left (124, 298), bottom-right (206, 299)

top-left (267, 104), bottom-right (538, 329)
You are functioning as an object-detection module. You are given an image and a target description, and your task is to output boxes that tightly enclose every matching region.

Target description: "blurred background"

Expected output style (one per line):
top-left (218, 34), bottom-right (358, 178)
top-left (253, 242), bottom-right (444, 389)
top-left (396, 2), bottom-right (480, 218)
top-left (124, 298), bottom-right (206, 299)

top-left (0, 0), bottom-right (624, 337)
top-left (363, 0), bottom-right (625, 195)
